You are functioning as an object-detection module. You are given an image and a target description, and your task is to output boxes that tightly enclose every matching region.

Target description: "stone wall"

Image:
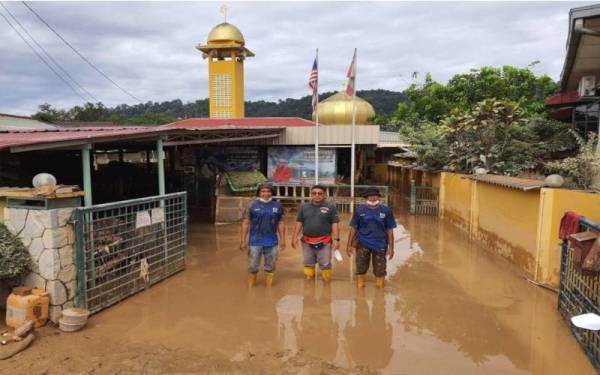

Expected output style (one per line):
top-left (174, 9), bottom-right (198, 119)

top-left (4, 206), bottom-right (77, 322)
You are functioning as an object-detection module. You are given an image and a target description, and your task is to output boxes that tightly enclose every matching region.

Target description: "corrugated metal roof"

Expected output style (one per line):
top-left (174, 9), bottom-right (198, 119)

top-left (163, 117), bottom-right (314, 129)
top-left (0, 128), bottom-right (164, 151)
top-left (465, 174), bottom-right (545, 191)
top-left (0, 113), bottom-right (59, 131)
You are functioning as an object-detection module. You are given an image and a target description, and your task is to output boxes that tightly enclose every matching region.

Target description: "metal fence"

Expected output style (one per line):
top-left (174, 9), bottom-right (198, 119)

top-left (74, 192), bottom-right (187, 314)
top-left (410, 184), bottom-right (439, 216)
top-left (558, 217), bottom-right (600, 371)
top-left (272, 184), bottom-right (389, 213)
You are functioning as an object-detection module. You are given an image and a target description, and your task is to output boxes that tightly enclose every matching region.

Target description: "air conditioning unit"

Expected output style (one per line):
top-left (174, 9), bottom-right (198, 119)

top-left (578, 75), bottom-right (596, 97)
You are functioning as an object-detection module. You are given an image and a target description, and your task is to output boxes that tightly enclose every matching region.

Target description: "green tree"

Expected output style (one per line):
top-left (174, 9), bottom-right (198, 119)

top-left (68, 102), bottom-right (109, 121)
top-left (400, 99), bottom-right (570, 175)
top-left (31, 103), bottom-right (69, 123)
top-left (387, 64), bottom-right (559, 129)
top-left (399, 121), bottom-right (449, 170)
top-left (441, 99), bottom-right (537, 175)
top-left (113, 112), bottom-right (176, 126)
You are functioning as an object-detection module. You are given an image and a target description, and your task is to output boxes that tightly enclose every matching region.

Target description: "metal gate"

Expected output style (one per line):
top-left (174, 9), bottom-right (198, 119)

top-left (410, 185), bottom-right (439, 216)
top-left (74, 192), bottom-right (187, 313)
top-left (558, 217), bottom-right (600, 371)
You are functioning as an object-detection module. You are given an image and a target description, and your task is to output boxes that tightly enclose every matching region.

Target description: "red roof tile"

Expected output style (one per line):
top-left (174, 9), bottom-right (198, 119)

top-left (163, 117), bottom-right (314, 129)
top-left (545, 92), bottom-right (581, 107)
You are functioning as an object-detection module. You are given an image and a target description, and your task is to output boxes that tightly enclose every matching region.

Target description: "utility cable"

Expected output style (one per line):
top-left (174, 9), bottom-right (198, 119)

top-left (22, 1), bottom-right (144, 103)
top-left (0, 8), bottom-right (87, 101)
top-left (0, 2), bottom-right (98, 102)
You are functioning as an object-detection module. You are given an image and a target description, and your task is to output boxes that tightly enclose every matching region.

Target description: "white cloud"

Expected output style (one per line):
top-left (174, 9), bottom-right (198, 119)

top-left (0, 1), bottom-right (594, 115)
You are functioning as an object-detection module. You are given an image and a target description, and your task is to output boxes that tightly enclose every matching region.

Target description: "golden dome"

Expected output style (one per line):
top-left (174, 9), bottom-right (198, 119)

top-left (314, 91), bottom-right (376, 125)
top-left (207, 22), bottom-right (245, 44)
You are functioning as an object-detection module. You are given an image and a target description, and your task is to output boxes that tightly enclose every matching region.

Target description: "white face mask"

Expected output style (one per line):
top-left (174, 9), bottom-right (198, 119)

top-left (259, 197), bottom-right (272, 203)
top-left (366, 200), bottom-right (380, 207)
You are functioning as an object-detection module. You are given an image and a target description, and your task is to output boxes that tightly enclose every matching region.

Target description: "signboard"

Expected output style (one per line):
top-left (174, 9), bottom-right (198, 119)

top-left (196, 147), bottom-right (261, 178)
top-left (267, 147), bottom-right (336, 184)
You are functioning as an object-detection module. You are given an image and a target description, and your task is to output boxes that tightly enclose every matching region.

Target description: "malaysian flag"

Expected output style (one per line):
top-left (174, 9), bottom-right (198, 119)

top-left (345, 49), bottom-right (357, 96)
top-left (308, 57), bottom-right (318, 112)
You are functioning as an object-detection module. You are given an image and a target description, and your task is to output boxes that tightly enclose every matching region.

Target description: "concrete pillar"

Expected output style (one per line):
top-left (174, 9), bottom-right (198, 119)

top-left (157, 138), bottom-right (165, 195)
top-left (81, 147), bottom-right (92, 207)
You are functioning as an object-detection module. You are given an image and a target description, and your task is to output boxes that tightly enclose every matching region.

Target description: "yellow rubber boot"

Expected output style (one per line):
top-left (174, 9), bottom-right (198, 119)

top-left (321, 269), bottom-right (332, 283)
top-left (375, 276), bottom-right (385, 289)
top-left (303, 266), bottom-right (316, 280)
top-left (265, 272), bottom-right (274, 286)
top-left (356, 275), bottom-right (366, 288)
top-left (247, 273), bottom-right (257, 287)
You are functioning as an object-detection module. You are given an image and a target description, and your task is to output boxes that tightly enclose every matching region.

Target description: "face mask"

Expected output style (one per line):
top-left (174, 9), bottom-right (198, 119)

top-left (366, 200), bottom-right (380, 207)
top-left (259, 198), bottom-right (272, 203)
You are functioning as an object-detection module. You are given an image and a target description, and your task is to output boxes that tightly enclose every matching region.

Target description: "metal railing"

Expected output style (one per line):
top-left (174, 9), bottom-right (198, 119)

top-left (271, 183), bottom-right (389, 213)
top-left (74, 192), bottom-right (187, 314)
top-left (410, 183), bottom-right (439, 216)
top-left (558, 216), bottom-right (600, 371)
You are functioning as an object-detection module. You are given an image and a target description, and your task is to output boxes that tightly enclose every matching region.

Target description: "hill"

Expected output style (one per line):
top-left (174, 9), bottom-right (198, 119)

top-left (32, 90), bottom-right (406, 125)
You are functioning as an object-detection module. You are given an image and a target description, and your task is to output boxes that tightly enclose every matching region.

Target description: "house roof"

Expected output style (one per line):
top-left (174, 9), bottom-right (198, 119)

top-left (0, 127), bottom-right (164, 152)
top-left (560, 5), bottom-right (600, 92)
top-left (0, 113), bottom-right (59, 131)
top-left (465, 174), bottom-right (545, 191)
top-left (162, 117), bottom-right (315, 129)
top-left (545, 91), bottom-right (582, 107)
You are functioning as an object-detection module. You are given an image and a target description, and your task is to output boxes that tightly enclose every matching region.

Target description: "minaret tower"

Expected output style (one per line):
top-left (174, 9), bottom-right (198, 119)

top-left (196, 7), bottom-right (254, 119)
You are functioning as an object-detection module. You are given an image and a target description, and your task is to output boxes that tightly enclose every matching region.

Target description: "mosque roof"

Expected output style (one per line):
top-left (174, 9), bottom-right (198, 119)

top-left (313, 91), bottom-right (376, 126)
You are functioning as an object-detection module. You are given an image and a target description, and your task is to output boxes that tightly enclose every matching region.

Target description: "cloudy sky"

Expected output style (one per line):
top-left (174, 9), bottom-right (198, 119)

top-left (0, 1), bottom-right (594, 115)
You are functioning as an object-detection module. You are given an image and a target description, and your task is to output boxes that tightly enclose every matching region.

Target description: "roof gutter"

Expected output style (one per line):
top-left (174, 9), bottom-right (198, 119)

top-left (574, 18), bottom-right (600, 37)
top-left (561, 17), bottom-right (600, 91)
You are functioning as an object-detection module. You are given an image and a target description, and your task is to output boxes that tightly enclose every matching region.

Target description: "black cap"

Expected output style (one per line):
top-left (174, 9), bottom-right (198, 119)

top-left (256, 183), bottom-right (276, 196)
top-left (311, 184), bottom-right (326, 192)
top-left (362, 187), bottom-right (382, 198)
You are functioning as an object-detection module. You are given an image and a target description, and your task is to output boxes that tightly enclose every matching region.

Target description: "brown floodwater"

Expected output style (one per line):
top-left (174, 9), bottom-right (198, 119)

top-left (61, 201), bottom-right (596, 374)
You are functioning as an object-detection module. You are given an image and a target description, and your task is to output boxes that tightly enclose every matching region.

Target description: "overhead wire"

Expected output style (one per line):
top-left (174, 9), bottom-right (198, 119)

top-left (0, 1), bottom-right (98, 102)
top-left (0, 6), bottom-right (87, 101)
top-left (22, 1), bottom-right (144, 103)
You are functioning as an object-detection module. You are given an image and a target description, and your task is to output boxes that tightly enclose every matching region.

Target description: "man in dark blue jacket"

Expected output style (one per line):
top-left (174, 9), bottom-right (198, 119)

top-left (240, 183), bottom-right (286, 287)
top-left (346, 187), bottom-right (396, 288)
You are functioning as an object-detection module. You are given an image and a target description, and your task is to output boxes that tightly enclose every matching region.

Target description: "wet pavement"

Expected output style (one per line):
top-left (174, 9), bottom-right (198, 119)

top-left (74, 203), bottom-right (597, 374)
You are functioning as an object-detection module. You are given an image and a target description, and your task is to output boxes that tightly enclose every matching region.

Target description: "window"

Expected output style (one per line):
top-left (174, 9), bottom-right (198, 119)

top-left (212, 74), bottom-right (232, 108)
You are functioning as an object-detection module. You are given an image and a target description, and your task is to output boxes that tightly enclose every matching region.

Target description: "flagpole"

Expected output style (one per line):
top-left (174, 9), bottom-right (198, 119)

top-left (350, 48), bottom-right (357, 213)
top-left (315, 48), bottom-right (320, 185)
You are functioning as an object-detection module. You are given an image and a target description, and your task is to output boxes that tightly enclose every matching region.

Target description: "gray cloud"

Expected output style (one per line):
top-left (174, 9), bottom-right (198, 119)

top-left (0, 1), bottom-right (593, 115)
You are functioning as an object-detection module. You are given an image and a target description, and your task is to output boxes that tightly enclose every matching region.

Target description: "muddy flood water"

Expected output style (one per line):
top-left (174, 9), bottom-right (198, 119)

top-left (3, 203), bottom-right (597, 374)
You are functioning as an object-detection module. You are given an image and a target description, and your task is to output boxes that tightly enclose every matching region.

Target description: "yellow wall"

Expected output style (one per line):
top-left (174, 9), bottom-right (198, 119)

top-left (439, 172), bottom-right (472, 232)
top-left (208, 56), bottom-right (245, 118)
top-left (536, 188), bottom-right (600, 286)
top-left (440, 173), bottom-right (541, 277)
top-left (384, 168), bottom-right (600, 287)
top-left (475, 183), bottom-right (540, 275)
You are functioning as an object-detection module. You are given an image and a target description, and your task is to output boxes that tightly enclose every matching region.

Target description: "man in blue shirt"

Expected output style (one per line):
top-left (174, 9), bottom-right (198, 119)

top-left (240, 183), bottom-right (286, 287)
top-left (346, 187), bottom-right (396, 288)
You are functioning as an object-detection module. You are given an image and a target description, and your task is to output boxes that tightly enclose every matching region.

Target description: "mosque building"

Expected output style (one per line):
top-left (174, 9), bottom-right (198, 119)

top-left (160, 17), bottom-right (403, 220)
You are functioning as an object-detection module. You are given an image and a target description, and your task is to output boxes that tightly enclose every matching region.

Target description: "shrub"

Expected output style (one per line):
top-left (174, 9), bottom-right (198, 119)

top-left (545, 131), bottom-right (600, 190)
top-left (0, 224), bottom-right (31, 280)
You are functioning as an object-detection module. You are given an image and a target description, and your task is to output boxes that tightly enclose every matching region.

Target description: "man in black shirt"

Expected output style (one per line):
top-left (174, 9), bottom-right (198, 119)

top-left (291, 185), bottom-right (340, 282)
